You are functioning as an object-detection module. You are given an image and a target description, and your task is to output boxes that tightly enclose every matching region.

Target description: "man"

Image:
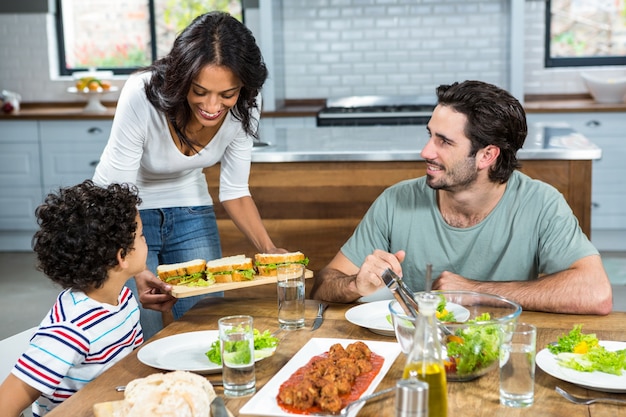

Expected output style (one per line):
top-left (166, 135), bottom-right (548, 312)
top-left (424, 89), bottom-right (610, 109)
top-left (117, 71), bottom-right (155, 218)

top-left (310, 80), bottom-right (612, 315)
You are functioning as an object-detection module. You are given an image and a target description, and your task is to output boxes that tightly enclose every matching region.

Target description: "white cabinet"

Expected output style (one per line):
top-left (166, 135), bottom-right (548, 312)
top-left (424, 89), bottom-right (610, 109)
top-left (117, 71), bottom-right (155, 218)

top-left (39, 120), bottom-right (110, 194)
top-left (0, 121), bottom-right (43, 250)
top-left (0, 119), bottom-right (111, 251)
top-left (528, 112), bottom-right (626, 250)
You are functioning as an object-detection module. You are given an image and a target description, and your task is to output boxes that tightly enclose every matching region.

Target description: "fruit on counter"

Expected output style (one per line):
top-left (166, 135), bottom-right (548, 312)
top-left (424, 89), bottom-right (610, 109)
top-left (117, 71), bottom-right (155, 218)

top-left (2, 101), bottom-right (14, 114)
top-left (75, 77), bottom-right (112, 92)
top-left (0, 90), bottom-right (20, 114)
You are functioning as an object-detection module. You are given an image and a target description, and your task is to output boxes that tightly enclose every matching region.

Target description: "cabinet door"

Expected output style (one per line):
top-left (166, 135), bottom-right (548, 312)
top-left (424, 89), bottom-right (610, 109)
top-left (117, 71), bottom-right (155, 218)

top-left (527, 112), bottom-right (626, 231)
top-left (40, 120), bottom-right (111, 192)
top-left (0, 186), bottom-right (41, 230)
top-left (0, 121), bottom-right (42, 232)
top-left (0, 121), bottom-right (41, 187)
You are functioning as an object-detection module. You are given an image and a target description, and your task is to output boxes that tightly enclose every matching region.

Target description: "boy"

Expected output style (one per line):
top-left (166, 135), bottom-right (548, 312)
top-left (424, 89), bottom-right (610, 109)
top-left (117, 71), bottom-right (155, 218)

top-left (0, 180), bottom-right (146, 416)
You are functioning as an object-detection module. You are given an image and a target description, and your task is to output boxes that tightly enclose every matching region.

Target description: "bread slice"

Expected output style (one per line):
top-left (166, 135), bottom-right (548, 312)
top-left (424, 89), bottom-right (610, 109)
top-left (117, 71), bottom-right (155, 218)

top-left (206, 255), bottom-right (255, 283)
top-left (156, 259), bottom-right (207, 285)
top-left (254, 251), bottom-right (309, 277)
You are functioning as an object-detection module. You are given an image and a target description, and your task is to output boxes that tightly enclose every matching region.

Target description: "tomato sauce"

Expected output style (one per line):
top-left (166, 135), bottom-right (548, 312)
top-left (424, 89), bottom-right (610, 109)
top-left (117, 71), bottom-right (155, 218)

top-left (276, 351), bottom-right (385, 415)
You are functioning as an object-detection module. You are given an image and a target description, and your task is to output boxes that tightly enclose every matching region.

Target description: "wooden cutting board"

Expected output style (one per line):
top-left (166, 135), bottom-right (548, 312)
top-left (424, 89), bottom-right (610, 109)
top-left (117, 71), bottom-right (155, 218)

top-left (170, 269), bottom-right (313, 298)
top-left (93, 400), bottom-right (235, 417)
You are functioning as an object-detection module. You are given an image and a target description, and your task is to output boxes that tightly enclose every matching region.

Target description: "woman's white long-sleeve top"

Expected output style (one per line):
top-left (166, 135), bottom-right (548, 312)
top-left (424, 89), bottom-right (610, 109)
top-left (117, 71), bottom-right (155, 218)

top-left (93, 71), bottom-right (256, 209)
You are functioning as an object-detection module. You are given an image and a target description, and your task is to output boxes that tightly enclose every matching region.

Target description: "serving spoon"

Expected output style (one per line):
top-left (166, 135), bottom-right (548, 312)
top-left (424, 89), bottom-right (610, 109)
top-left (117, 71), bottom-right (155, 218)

top-left (556, 386), bottom-right (626, 405)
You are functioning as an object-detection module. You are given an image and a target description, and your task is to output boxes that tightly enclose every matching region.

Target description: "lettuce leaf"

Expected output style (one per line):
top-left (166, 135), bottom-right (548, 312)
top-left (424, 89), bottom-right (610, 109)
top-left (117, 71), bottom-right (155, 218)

top-left (205, 328), bottom-right (279, 365)
top-left (549, 324), bottom-right (626, 375)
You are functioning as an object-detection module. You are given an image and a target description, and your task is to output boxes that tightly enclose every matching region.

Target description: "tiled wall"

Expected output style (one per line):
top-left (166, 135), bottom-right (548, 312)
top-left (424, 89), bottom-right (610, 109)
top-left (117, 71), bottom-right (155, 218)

top-left (0, 0), bottom-right (624, 104)
top-left (280, 0), bottom-right (509, 98)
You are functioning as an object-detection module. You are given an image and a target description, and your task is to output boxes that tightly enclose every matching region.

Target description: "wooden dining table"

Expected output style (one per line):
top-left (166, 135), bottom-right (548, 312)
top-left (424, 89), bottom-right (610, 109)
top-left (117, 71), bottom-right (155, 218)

top-left (46, 296), bottom-right (626, 417)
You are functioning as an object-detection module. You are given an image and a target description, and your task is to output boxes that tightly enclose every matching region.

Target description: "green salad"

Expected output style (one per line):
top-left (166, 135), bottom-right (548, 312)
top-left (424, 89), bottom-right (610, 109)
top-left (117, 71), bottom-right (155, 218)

top-left (205, 329), bottom-right (279, 365)
top-left (444, 312), bottom-right (501, 376)
top-left (387, 294), bottom-right (456, 326)
top-left (435, 294), bottom-right (456, 322)
top-left (548, 324), bottom-right (626, 375)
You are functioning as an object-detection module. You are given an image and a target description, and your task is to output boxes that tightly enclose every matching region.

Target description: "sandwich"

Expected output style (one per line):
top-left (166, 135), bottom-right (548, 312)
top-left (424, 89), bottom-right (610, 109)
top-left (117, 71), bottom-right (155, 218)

top-left (156, 259), bottom-right (214, 287)
top-left (206, 254), bottom-right (256, 283)
top-left (254, 251), bottom-right (309, 277)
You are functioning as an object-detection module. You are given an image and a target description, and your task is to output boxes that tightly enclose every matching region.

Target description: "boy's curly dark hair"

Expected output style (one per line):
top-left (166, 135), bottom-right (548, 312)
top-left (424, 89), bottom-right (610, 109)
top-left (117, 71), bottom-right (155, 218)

top-left (32, 180), bottom-right (142, 292)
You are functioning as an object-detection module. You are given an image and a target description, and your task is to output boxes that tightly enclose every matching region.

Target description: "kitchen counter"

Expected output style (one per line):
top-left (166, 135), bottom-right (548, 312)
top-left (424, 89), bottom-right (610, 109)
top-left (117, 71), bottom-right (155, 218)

top-left (524, 94), bottom-right (626, 113)
top-left (206, 122), bottom-right (598, 270)
top-left (2, 95), bottom-right (624, 120)
top-left (252, 123), bottom-right (601, 162)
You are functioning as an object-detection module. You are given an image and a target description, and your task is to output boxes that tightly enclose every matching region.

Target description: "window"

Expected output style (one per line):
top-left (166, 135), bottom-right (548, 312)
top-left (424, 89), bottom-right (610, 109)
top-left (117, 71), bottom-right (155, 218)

top-left (55, 0), bottom-right (243, 76)
top-left (545, 0), bottom-right (626, 67)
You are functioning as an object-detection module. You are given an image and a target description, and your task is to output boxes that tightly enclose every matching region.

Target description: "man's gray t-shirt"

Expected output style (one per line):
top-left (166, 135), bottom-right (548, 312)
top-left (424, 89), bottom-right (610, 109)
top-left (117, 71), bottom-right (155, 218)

top-left (341, 171), bottom-right (598, 291)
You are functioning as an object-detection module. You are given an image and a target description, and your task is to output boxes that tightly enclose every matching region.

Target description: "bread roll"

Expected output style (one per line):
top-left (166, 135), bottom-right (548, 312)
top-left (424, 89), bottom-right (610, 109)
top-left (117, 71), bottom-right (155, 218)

top-left (121, 370), bottom-right (216, 417)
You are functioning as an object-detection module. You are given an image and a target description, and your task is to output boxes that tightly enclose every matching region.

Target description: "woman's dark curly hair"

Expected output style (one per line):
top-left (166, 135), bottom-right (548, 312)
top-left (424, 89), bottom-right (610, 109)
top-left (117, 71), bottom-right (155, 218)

top-left (32, 180), bottom-right (142, 293)
top-left (436, 80), bottom-right (528, 183)
top-left (143, 11), bottom-right (268, 151)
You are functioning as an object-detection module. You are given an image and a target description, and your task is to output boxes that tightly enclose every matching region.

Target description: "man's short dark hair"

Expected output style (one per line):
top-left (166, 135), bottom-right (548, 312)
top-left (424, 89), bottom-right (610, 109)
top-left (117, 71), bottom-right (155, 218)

top-left (436, 80), bottom-right (528, 183)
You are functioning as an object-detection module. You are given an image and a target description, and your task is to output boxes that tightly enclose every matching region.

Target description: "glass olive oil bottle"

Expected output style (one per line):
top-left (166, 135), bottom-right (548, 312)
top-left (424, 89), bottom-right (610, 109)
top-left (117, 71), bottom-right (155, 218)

top-left (403, 292), bottom-right (448, 417)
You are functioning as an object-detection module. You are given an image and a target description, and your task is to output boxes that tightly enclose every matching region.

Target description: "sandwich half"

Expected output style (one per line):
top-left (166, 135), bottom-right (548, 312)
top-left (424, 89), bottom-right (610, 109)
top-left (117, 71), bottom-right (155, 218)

top-left (206, 255), bottom-right (256, 283)
top-left (254, 251), bottom-right (309, 277)
top-left (156, 259), bottom-right (214, 286)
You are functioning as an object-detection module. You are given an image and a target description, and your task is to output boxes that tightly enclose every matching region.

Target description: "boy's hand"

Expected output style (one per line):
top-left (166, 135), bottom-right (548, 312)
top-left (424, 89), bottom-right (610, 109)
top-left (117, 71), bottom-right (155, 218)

top-left (135, 270), bottom-right (177, 312)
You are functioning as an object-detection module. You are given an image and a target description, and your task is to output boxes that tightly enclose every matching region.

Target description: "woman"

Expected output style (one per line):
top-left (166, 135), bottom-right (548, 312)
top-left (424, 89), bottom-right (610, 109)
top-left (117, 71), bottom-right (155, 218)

top-left (93, 11), bottom-right (284, 339)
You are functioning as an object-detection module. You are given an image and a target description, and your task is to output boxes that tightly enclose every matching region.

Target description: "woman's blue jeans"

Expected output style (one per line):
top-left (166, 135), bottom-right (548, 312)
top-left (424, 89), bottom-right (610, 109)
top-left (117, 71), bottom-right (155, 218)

top-left (129, 206), bottom-right (222, 340)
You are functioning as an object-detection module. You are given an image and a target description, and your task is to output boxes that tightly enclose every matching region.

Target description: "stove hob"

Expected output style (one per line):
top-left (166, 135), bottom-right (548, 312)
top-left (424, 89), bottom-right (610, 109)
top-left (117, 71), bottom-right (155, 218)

top-left (316, 95), bottom-right (436, 127)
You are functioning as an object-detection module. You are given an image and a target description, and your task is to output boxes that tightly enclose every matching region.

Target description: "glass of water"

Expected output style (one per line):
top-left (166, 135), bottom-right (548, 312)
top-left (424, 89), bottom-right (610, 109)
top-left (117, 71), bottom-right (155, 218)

top-left (219, 315), bottom-right (256, 397)
top-left (277, 263), bottom-right (305, 329)
top-left (499, 322), bottom-right (537, 407)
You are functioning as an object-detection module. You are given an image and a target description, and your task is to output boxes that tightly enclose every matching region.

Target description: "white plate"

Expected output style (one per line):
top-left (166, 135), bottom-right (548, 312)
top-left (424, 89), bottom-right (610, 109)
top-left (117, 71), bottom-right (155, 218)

top-left (536, 341), bottom-right (626, 393)
top-left (137, 330), bottom-right (274, 375)
top-left (239, 338), bottom-right (401, 417)
top-left (345, 300), bottom-right (470, 336)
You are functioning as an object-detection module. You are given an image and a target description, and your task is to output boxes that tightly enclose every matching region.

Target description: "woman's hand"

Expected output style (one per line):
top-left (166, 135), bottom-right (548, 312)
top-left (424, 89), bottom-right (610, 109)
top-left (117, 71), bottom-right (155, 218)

top-left (135, 269), bottom-right (178, 312)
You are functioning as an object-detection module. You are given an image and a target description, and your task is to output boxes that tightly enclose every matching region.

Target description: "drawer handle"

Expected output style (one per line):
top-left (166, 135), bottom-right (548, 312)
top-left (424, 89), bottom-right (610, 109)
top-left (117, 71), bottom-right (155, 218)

top-left (89, 160), bottom-right (99, 167)
top-left (87, 127), bottom-right (103, 134)
top-left (585, 120), bottom-right (601, 128)
top-left (592, 202), bottom-right (600, 208)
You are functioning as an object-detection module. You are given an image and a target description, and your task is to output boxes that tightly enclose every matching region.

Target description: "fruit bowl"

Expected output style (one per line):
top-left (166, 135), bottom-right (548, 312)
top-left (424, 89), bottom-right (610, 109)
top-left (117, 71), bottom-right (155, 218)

top-left (389, 290), bottom-right (521, 381)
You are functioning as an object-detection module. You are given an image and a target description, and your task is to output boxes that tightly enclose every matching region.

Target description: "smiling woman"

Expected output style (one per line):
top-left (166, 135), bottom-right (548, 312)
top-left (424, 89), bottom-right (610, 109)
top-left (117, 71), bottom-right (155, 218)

top-left (91, 10), bottom-right (283, 341)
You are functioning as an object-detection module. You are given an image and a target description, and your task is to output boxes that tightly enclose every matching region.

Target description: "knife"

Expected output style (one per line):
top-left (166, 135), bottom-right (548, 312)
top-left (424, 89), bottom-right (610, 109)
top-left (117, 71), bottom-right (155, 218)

top-left (210, 396), bottom-right (229, 417)
top-left (311, 302), bottom-right (329, 331)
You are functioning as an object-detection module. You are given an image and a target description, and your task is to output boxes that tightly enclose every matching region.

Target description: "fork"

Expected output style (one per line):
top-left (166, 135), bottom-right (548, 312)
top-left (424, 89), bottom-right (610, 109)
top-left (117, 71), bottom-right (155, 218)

top-left (556, 386), bottom-right (626, 405)
top-left (312, 386), bottom-right (395, 416)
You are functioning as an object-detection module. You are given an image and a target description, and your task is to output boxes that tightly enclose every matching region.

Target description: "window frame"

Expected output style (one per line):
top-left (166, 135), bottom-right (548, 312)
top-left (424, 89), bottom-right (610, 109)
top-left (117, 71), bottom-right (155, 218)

top-left (544, 0), bottom-right (626, 68)
top-left (54, 0), bottom-right (158, 76)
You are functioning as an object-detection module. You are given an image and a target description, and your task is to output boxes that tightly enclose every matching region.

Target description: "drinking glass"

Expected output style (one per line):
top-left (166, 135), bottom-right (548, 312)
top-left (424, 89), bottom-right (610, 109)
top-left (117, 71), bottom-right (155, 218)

top-left (219, 315), bottom-right (256, 397)
top-left (499, 322), bottom-right (537, 407)
top-left (277, 263), bottom-right (305, 329)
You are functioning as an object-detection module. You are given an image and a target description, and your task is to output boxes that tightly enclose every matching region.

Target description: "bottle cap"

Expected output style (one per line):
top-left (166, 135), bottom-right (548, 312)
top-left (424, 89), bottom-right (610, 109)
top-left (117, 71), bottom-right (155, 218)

top-left (395, 378), bottom-right (428, 416)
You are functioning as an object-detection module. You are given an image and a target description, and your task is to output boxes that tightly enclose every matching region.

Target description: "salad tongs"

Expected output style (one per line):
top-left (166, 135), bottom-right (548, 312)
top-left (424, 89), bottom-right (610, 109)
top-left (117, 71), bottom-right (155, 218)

top-left (382, 266), bottom-right (453, 336)
top-left (381, 268), bottom-right (420, 318)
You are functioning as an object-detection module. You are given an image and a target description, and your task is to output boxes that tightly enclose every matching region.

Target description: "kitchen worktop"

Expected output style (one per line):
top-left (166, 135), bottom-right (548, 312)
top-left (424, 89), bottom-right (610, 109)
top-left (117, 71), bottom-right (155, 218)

top-left (1, 95), bottom-right (624, 119)
top-left (252, 123), bottom-right (601, 163)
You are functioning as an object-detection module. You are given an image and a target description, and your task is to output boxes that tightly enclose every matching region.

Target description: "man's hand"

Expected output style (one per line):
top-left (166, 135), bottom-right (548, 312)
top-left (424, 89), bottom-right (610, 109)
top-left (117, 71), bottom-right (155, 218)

top-left (135, 269), bottom-right (177, 312)
top-left (431, 270), bottom-right (479, 291)
top-left (353, 249), bottom-right (406, 296)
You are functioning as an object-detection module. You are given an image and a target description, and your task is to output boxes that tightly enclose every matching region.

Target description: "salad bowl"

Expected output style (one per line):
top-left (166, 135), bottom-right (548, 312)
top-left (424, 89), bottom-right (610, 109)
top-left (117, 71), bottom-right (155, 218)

top-left (389, 290), bottom-right (522, 382)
